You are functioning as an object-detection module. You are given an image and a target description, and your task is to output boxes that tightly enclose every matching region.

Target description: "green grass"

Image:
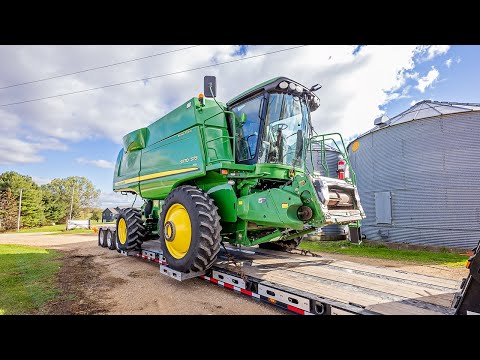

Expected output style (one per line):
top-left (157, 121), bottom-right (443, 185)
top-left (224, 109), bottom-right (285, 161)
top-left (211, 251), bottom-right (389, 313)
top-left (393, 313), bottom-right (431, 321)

top-left (299, 240), bottom-right (469, 266)
top-left (5, 221), bottom-right (114, 234)
top-left (0, 244), bottom-right (63, 314)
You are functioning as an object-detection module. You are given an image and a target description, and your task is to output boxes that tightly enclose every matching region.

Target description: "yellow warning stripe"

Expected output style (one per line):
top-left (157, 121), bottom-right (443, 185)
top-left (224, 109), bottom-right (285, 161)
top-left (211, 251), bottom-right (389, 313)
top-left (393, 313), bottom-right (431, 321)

top-left (114, 167), bottom-right (199, 186)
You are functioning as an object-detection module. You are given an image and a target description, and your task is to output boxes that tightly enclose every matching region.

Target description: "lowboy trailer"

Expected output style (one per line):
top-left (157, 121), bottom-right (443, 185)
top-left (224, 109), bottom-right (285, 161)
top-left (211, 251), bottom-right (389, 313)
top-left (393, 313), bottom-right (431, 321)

top-left (96, 225), bottom-right (477, 315)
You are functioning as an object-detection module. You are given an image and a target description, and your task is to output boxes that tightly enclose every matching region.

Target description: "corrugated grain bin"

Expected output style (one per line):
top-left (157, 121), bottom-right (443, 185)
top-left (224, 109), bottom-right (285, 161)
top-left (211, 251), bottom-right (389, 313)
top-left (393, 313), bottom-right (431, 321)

top-left (348, 100), bottom-right (480, 249)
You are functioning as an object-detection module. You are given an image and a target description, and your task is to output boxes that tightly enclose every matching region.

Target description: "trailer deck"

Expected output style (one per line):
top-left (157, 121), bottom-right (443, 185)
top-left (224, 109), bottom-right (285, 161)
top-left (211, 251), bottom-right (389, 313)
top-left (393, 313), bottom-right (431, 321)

top-left (95, 225), bottom-right (460, 315)
top-left (213, 245), bottom-right (459, 315)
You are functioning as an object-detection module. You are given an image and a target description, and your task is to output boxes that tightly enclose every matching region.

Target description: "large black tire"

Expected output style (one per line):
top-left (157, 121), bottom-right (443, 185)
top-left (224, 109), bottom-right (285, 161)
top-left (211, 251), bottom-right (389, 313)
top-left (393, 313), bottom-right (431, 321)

top-left (258, 236), bottom-right (303, 251)
top-left (115, 208), bottom-right (147, 251)
top-left (98, 229), bottom-right (108, 248)
top-left (106, 229), bottom-right (116, 250)
top-left (115, 233), bottom-right (121, 253)
top-left (159, 185), bottom-right (221, 273)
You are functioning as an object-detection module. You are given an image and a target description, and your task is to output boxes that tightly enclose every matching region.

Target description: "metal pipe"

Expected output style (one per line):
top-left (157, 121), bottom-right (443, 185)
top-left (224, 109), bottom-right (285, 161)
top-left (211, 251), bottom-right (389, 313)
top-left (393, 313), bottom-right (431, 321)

top-left (17, 188), bottom-right (22, 232)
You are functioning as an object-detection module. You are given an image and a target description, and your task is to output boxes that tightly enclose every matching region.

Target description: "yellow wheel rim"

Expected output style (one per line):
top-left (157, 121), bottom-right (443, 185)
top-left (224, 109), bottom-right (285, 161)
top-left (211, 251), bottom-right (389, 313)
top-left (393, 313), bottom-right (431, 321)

top-left (118, 218), bottom-right (127, 245)
top-left (164, 203), bottom-right (192, 259)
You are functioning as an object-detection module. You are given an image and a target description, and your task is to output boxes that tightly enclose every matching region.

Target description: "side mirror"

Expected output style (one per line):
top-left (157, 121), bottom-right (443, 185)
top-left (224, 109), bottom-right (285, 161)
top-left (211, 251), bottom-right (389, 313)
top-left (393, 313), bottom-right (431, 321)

top-left (204, 76), bottom-right (217, 98)
top-left (240, 113), bottom-right (247, 124)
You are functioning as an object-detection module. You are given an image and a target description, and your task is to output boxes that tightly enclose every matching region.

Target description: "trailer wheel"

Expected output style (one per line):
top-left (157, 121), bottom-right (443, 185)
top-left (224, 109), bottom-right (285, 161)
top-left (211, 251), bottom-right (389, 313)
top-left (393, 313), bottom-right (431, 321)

top-left (115, 208), bottom-right (146, 251)
top-left (259, 236), bottom-right (303, 251)
top-left (115, 233), bottom-right (121, 253)
top-left (106, 229), bottom-right (116, 250)
top-left (98, 229), bottom-right (108, 248)
top-left (159, 185), bottom-right (221, 273)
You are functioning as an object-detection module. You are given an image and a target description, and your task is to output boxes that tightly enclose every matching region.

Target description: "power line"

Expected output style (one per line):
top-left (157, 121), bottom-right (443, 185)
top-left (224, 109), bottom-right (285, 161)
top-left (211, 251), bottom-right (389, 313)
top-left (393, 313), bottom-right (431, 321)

top-left (0, 45), bottom-right (200, 90)
top-left (1, 45), bottom-right (308, 107)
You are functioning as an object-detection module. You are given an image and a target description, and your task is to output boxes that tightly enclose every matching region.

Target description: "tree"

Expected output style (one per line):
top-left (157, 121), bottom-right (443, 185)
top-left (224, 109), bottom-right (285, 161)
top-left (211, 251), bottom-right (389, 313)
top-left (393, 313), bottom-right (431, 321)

top-left (41, 176), bottom-right (100, 223)
top-left (90, 208), bottom-right (102, 222)
top-left (0, 171), bottom-right (45, 227)
top-left (41, 185), bottom-right (66, 224)
top-left (0, 188), bottom-right (18, 231)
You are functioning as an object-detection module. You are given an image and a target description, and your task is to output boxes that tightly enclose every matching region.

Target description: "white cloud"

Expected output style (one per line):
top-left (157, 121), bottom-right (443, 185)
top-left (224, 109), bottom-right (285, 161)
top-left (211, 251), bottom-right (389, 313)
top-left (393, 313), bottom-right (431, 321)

top-left (405, 72), bottom-right (419, 80)
top-left (445, 58), bottom-right (452, 68)
top-left (32, 176), bottom-right (51, 185)
top-left (410, 100), bottom-right (418, 106)
top-left (0, 44), bottom-right (451, 166)
top-left (0, 137), bottom-right (66, 165)
top-left (415, 67), bottom-right (439, 93)
top-left (426, 45), bottom-right (450, 60)
top-left (76, 157), bottom-right (114, 169)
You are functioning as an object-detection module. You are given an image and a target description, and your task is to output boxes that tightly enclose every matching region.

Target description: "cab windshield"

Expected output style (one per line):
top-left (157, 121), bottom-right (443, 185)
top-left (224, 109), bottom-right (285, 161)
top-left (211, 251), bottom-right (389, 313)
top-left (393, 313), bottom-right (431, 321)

top-left (232, 92), bottom-right (310, 168)
top-left (260, 93), bottom-right (309, 168)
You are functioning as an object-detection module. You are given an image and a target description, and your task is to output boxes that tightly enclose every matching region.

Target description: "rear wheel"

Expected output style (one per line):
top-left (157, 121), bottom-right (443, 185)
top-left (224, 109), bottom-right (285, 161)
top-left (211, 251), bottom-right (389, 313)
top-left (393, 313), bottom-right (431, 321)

top-left (258, 236), bottom-right (303, 251)
top-left (106, 229), bottom-right (116, 250)
top-left (98, 229), bottom-right (108, 248)
top-left (159, 185), bottom-right (221, 273)
top-left (115, 234), bottom-right (121, 253)
top-left (116, 208), bottom-right (147, 251)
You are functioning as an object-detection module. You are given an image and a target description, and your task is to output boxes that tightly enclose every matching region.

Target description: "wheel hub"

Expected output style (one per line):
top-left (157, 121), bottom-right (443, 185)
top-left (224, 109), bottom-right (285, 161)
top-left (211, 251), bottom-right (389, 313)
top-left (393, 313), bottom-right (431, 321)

top-left (164, 203), bottom-right (192, 259)
top-left (164, 221), bottom-right (176, 241)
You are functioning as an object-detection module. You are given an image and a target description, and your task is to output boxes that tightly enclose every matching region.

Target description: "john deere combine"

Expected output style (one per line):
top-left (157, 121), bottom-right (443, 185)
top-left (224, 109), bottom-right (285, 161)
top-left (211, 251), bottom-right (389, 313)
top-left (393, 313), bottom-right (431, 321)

top-left (113, 76), bottom-right (365, 273)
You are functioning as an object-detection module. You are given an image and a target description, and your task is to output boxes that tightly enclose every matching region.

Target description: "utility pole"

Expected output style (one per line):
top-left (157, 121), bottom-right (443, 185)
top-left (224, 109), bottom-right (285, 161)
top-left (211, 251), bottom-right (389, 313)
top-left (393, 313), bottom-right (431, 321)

top-left (69, 184), bottom-right (75, 220)
top-left (17, 189), bottom-right (22, 232)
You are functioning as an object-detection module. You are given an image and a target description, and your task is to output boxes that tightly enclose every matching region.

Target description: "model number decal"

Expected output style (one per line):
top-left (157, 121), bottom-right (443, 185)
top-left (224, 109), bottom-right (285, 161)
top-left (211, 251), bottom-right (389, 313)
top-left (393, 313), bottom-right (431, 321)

top-left (180, 156), bottom-right (198, 164)
top-left (177, 129), bottom-right (193, 137)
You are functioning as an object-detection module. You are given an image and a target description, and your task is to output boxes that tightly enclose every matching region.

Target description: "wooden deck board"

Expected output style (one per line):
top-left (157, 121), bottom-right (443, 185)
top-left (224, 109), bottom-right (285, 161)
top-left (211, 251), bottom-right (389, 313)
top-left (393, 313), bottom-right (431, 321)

top-left (248, 247), bottom-right (460, 289)
top-left (289, 266), bottom-right (448, 299)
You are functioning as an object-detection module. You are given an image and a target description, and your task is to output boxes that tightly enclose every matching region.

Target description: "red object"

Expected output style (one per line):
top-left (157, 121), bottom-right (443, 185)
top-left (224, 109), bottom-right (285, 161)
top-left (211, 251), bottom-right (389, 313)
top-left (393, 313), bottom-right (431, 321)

top-left (287, 305), bottom-right (305, 314)
top-left (337, 159), bottom-right (346, 180)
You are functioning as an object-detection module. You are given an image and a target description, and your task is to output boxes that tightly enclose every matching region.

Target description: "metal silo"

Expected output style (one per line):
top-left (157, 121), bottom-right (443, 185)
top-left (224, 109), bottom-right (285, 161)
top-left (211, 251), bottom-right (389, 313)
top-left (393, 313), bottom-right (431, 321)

top-left (306, 143), bottom-right (341, 177)
top-left (348, 100), bottom-right (480, 249)
top-left (306, 144), bottom-right (348, 240)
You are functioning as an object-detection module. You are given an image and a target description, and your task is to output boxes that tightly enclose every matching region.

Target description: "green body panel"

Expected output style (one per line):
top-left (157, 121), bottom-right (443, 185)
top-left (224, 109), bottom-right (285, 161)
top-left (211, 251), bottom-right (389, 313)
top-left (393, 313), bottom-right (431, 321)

top-left (205, 184), bottom-right (237, 223)
top-left (254, 163), bottom-right (297, 179)
top-left (285, 173), bottom-right (325, 227)
top-left (193, 171), bottom-right (237, 223)
top-left (139, 126), bottom-right (206, 199)
top-left (113, 148), bottom-right (141, 194)
top-left (206, 163), bottom-right (255, 172)
top-left (123, 127), bottom-right (148, 152)
top-left (113, 97), bottom-right (233, 197)
top-left (237, 188), bottom-right (304, 230)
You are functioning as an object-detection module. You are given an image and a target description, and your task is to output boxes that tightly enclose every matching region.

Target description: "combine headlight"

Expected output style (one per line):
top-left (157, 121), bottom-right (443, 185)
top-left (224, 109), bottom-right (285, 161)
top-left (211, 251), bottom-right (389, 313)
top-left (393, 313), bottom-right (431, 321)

top-left (296, 85), bottom-right (302, 93)
top-left (289, 82), bottom-right (296, 91)
top-left (279, 81), bottom-right (289, 89)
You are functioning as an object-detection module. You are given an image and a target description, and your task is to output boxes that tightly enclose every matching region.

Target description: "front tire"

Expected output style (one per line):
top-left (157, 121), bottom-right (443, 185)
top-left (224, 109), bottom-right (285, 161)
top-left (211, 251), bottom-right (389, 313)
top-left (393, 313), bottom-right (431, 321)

top-left (115, 208), bottom-right (146, 251)
top-left (159, 185), bottom-right (221, 273)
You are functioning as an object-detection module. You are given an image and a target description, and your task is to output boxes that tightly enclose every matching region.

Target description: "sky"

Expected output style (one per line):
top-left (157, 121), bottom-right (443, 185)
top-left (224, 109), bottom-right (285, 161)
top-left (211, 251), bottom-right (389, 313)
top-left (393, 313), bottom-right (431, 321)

top-left (0, 45), bottom-right (478, 208)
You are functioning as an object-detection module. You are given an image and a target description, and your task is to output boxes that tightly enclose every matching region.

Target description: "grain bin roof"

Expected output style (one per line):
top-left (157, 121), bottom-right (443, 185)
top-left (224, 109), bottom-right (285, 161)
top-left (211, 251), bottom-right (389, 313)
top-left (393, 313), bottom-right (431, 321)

top-left (352, 100), bottom-right (480, 143)
top-left (388, 100), bottom-right (480, 126)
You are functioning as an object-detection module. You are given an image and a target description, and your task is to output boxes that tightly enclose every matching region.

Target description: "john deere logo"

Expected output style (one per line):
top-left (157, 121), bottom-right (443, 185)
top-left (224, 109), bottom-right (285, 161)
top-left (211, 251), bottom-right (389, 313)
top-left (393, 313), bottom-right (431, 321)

top-left (352, 141), bottom-right (360, 152)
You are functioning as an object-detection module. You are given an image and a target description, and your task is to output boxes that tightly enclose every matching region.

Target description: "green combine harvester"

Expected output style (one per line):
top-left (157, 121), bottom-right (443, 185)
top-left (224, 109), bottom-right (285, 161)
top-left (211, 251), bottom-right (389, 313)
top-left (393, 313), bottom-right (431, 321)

top-left (113, 76), bottom-right (365, 273)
